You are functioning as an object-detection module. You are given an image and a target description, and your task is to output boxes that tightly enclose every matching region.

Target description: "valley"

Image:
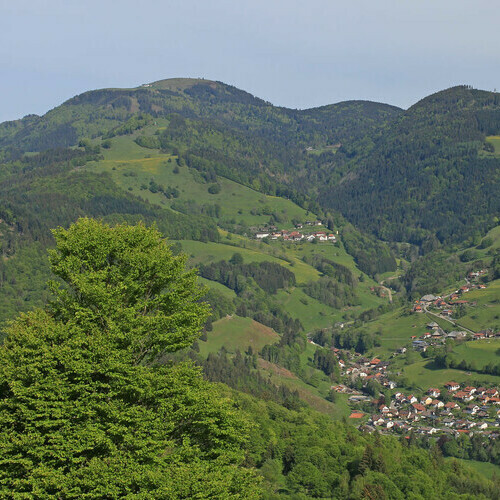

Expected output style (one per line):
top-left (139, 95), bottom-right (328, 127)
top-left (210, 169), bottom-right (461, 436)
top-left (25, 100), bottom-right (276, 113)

top-left (0, 78), bottom-right (499, 496)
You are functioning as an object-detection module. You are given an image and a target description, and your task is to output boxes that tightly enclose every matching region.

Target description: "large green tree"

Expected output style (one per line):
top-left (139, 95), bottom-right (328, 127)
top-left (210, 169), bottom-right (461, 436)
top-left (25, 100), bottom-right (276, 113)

top-left (0, 218), bottom-right (260, 498)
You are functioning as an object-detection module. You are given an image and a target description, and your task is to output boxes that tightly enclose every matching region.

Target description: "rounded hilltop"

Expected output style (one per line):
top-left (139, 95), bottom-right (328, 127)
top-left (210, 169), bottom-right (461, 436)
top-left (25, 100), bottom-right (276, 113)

top-left (143, 77), bottom-right (218, 91)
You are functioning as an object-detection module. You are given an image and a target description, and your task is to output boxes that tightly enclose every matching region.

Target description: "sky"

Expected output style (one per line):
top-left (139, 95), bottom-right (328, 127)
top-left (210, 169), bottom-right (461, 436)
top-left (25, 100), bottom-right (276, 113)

top-left (1, 0), bottom-right (499, 123)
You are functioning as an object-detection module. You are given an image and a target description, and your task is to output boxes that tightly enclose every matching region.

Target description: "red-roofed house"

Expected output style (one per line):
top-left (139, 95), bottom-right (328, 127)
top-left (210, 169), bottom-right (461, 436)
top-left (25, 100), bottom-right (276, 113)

top-left (349, 412), bottom-right (365, 419)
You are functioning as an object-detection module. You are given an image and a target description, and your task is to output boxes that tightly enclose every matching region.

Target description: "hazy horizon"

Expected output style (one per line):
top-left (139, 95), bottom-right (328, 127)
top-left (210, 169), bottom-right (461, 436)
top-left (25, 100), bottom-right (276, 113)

top-left (2, 0), bottom-right (499, 123)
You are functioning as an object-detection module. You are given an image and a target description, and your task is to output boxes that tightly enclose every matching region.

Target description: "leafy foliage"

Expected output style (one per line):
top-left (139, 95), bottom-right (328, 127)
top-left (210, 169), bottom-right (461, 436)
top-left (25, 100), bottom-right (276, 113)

top-left (0, 219), bottom-right (260, 498)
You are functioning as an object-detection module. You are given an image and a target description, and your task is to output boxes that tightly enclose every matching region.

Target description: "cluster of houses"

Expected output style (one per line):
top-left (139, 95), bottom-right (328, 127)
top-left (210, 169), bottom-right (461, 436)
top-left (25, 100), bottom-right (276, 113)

top-left (355, 383), bottom-right (500, 437)
top-left (330, 350), bottom-right (396, 391)
top-left (409, 321), bottom-right (468, 352)
top-left (325, 267), bottom-right (500, 440)
top-left (255, 228), bottom-right (337, 242)
top-left (412, 278), bottom-right (486, 315)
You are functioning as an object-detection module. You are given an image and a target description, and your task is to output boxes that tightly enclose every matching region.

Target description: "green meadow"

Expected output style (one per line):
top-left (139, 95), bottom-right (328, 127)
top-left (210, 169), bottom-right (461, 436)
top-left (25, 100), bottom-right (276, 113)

top-left (88, 135), bottom-right (311, 228)
top-left (402, 359), bottom-right (500, 391)
top-left (360, 308), bottom-right (437, 355)
top-left (197, 277), bottom-right (236, 300)
top-left (452, 339), bottom-right (500, 370)
top-left (457, 280), bottom-right (500, 332)
top-left (177, 239), bottom-right (321, 285)
top-left (275, 288), bottom-right (339, 332)
top-left (446, 458), bottom-right (500, 480)
top-left (484, 135), bottom-right (500, 156)
top-left (199, 315), bottom-right (279, 357)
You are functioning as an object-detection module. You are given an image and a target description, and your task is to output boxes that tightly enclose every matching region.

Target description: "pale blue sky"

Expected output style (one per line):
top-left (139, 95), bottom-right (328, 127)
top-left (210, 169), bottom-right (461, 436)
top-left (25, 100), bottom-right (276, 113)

top-left (1, 0), bottom-right (499, 122)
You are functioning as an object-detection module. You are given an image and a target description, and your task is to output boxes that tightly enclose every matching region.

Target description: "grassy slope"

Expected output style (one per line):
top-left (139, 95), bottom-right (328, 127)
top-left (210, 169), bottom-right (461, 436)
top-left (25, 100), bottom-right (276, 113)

top-left (359, 307), bottom-right (435, 355)
top-left (199, 316), bottom-right (351, 418)
top-left (199, 315), bottom-right (279, 357)
top-left (402, 358), bottom-right (500, 391)
top-left (181, 237), bottom-right (390, 332)
top-left (446, 458), bottom-right (500, 480)
top-left (197, 277), bottom-right (236, 300)
top-left (178, 239), bottom-right (319, 284)
top-left (457, 280), bottom-right (500, 332)
top-left (86, 134), bottom-right (392, 335)
top-left (484, 135), bottom-right (500, 157)
top-left (88, 134), bottom-right (311, 228)
top-left (452, 338), bottom-right (500, 369)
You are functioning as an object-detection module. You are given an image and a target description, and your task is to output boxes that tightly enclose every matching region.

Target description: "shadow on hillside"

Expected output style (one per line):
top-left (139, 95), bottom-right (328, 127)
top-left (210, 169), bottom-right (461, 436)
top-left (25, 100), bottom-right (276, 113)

top-left (423, 360), bottom-right (443, 371)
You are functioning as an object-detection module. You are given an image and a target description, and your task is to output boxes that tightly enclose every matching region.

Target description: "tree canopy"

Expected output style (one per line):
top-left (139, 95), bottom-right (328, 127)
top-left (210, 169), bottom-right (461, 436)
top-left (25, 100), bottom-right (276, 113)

top-left (0, 218), bottom-right (260, 498)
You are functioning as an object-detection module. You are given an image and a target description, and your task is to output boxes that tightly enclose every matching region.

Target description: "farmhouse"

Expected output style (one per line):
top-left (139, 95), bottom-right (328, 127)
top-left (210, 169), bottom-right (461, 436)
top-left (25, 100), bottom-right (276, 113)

top-left (255, 231), bottom-right (270, 239)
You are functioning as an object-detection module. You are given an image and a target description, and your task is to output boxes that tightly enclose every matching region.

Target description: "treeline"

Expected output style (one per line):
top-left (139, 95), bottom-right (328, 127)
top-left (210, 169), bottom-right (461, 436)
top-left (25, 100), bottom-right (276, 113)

top-left (198, 256), bottom-right (302, 337)
top-left (312, 348), bottom-right (340, 379)
top-left (302, 253), bottom-right (357, 286)
top-left (104, 113), bottom-right (153, 138)
top-left (0, 167), bottom-right (218, 257)
top-left (311, 327), bottom-right (381, 354)
top-left (435, 352), bottom-right (500, 376)
top-left (402, 250), bottom-right (467, 297)
top-left (260, 330), bottom-right (307, 375)
top-left (341, 224), bottom-right (396, 276)
top-left (199, 258), bottom-right (296, 294)
top-left (171, 199), bottom-right (222, 218)
top-left (197, 348), bottom-right (302, 410)
top-left (303, 277), bottom-right (359, 309)
top-left (439, 432), bottom-right (500, 467)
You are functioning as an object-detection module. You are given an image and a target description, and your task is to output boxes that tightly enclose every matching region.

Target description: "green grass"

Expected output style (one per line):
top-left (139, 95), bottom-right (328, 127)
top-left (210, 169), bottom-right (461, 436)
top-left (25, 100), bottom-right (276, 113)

top-left (178, 240), bottom-right (320, 285)
top-left (267, 239), bottom-right (389, 312)
top-left (402, 358), bottom-right (500, 390)
top-left (360, 308), bottom-right (437, 355)
top-left (256, 356), bottom-right (350, 419)
top-left (483, 135), bottom-right (500, 157)
top-left (198, 277), bottom-right (236, 300)
top-left (445, 457), bottom-right (500, 480)
top-left (198, 316), bottom-right (279, 357)
top-left (200, 316), bottom-right (351, 419)
top-left (100, 134), bottom-right (161, 160)
top-left (275, 288), bottom-right (339, 332)
top-left (89, 136), bottom-right (312, 228)
top-left (456, 279), bottom-right (500, 332)
top-left (451, 338), bottom-right (500, 370)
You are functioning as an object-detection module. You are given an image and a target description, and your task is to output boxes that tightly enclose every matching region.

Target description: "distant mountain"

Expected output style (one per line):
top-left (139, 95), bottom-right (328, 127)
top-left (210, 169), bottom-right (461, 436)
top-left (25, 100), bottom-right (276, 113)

top-left (323, 86), bottom-right (500, 245)
top-left (0, 78), bottom-right (401, 196)
top-left (1, 80), bottom-right (499, 250)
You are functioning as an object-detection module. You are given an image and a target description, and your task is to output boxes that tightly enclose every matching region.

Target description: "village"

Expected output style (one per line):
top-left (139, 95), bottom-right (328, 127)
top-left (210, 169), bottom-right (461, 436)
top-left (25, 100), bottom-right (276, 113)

top-left (325, 268), bottom-right (500, 438)
top-left (333, 348), bottom-right (500, 438)
top-left (253, 220), bottom-right (338, 242)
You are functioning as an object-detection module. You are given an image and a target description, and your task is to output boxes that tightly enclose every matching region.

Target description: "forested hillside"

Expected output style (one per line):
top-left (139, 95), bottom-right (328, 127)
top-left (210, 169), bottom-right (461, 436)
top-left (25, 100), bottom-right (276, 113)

top-left (1, 219), bottom-right (497, 499)
top-left (324, 86), bottom-right (500, 245)
top-left (1, 78), bottom-right (500, 497)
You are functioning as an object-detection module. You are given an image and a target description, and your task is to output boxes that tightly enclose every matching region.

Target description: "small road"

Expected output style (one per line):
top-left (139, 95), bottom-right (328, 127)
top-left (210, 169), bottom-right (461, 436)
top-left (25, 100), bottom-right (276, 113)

top-left (421, 305), bottom-right (475, 334)
top-left (378, 285), bottom-right (393, 303)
